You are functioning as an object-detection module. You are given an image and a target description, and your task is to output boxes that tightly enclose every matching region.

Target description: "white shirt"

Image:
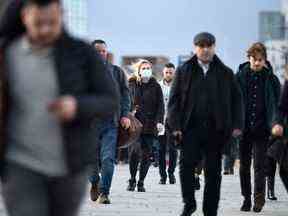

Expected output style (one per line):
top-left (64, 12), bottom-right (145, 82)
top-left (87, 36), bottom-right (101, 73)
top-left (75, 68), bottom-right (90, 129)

top-left (198, 59), bottom-right (210, 75)
top-left (158, 79), bottom-right (173, 135)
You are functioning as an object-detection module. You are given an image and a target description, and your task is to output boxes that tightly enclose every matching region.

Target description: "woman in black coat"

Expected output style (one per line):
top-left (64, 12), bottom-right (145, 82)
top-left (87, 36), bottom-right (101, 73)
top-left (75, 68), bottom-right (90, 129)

top-left (126, 59), bottom-right (164, 192)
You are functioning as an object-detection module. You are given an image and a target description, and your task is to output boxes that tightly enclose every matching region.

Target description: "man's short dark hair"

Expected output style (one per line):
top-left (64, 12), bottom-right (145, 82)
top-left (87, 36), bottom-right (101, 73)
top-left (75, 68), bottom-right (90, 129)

top-left (92, 39), bottom-right (107, 47)
top-left (23, 0), bottom-right (61, 7)
top-left (165, 63), bottom-right (175, 69)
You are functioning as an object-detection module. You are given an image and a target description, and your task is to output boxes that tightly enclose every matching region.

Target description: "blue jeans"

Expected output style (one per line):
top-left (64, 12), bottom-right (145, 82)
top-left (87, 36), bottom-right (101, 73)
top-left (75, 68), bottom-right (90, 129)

top-left (89, 119), bottom-right (118, 195)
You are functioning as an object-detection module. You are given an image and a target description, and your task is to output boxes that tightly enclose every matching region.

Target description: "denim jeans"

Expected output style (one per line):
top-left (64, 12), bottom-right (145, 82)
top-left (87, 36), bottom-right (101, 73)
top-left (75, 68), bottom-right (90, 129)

top-left (89, 119), bottom-right (118, 195)
top-left (223, 137), bottom-right (239, 172)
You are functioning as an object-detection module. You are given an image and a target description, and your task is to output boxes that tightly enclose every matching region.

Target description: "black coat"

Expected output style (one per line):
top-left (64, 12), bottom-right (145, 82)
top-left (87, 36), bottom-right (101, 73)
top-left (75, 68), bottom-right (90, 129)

top-left (167, 55), bottom-right (244, 136)
top-left (129, 77), bottom-right (164, 136)
top-left (236, 62), bottom-right (281, 129)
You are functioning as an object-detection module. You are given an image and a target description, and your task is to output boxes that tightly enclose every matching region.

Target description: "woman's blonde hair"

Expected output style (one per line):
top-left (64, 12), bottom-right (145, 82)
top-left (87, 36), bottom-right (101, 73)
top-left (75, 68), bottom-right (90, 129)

top-left (131, 59), bottom-right (153, 81)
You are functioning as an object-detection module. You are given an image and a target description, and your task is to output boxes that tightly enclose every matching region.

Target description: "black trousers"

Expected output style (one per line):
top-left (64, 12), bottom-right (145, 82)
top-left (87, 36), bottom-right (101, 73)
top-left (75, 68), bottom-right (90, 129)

top-left (158, 131), bottom-right (178, 179)
top-left (280, 166), bottom-right (288, 193)
top-left (267, 155), bottom-right (277, 193)
top-left (239, 132), bottom-right (268, 203)
top-left (179, 127), bottom-right (226, 216)
top-left (129, 134), bottom-right (155, 182)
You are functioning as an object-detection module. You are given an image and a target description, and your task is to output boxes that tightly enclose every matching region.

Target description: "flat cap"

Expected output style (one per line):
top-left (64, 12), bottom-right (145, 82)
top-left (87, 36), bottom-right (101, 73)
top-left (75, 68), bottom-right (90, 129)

top-left (193, 32), bottom-right (216, 46)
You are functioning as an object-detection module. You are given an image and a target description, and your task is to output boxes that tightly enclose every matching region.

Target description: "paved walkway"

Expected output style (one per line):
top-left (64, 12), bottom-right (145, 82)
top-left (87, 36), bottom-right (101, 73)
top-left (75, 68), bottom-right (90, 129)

top-left (0, 164), bottom-right (287, 216)
top-left (80, 165), bottom-right (288, 216)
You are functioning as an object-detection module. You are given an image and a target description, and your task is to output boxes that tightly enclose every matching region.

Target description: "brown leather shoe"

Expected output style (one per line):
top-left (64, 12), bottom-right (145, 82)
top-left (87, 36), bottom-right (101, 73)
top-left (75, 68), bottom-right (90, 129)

top-left (253, 193), bottom-right (265, 213)
top-left (90, 183), bottom-right (99, 202)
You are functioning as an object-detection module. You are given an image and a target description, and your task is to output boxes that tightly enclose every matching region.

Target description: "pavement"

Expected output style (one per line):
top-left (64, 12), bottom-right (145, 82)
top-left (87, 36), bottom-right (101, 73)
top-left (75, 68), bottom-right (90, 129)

top-left (79, 164), bottom-right (288, 216)
top-left (0, 164), bottom-right (287, 216)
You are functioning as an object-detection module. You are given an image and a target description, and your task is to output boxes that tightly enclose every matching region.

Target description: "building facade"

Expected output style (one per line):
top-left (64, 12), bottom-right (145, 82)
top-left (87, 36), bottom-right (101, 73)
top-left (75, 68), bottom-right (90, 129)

top-left (259, 11), bottom-right (285, 42)
top-left (62, 0), bottom-right (88, 38)
top-left (265, 40), bottom-right (288, 85)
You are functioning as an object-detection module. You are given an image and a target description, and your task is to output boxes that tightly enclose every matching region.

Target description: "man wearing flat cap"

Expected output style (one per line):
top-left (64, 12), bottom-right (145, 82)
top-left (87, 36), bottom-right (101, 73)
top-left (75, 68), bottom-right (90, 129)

top-left (168, 32), bottom-right (244, 216)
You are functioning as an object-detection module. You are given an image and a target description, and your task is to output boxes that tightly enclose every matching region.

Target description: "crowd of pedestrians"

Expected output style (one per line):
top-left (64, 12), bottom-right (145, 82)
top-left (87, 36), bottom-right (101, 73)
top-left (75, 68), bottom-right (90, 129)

top-left (0, 1), bottom-right (288, 216)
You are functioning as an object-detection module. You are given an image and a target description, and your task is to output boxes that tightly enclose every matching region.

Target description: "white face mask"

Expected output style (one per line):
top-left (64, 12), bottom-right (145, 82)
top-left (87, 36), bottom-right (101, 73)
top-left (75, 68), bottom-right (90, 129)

top-left (141, 69), bottom-right (152, 79)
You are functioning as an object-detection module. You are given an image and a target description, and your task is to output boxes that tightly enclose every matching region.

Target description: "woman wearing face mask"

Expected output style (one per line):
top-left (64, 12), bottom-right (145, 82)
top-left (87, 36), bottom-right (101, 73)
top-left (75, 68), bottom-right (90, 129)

top-left (127, 59), bottom-right (164, 192)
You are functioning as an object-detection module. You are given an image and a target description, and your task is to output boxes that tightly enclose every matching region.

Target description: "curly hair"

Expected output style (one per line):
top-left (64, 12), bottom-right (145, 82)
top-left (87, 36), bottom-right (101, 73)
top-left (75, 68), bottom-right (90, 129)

top-left (247, 42), bottom-right (267, 60)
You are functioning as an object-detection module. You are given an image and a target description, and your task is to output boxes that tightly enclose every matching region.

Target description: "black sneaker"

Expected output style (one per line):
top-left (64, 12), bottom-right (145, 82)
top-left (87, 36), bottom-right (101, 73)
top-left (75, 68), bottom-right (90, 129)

top-left (180, 200), bottom-right (197, 216)
top-left (195, 177), bottom-right (200, 191)
top-left (159, 178), bottom-right (166, 185)
top-left (127, 179), bottom-right (136, 191)
top-left (240, 198), bottom-right (252, 212)
top-left (169, 174), bottom-right (176, 184)
top-left (223, 170), bottom-right (230, 175)
top-left (137, 181), bottom-right (146, 192)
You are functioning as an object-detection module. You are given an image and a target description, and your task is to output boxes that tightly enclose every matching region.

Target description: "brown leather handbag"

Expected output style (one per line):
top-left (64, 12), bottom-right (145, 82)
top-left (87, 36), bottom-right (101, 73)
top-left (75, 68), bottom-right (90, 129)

top-left (117, 112), bottom-right (143, 148)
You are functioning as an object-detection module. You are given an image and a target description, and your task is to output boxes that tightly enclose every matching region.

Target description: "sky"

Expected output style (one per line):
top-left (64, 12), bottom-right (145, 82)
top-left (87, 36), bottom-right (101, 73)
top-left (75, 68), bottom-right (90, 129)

top-left (87, 0), bottom-right (280, 70)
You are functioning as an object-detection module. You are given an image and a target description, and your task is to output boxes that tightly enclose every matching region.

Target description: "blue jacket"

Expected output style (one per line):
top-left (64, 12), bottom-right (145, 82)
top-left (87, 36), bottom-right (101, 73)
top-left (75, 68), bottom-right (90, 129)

top-left (107, 63), bottom-right (131, 125)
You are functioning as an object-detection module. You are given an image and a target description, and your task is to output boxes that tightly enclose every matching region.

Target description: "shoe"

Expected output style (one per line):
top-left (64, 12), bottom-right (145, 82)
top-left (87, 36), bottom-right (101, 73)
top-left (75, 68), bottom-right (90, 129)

top-left (137, 181), bottom-right (146, 192)
top-left (180, 201), bottom-right (197, 216)
top-left (267, 190), bottom-right (277, 201)
top-left (267, 177), bottom-right (277, 201)
top-left (96, 193), bottom-right (111, 204)
top-left (240, 197), bottom-right (251, 212)
top-left (223, 169), bottom-right (234, 175)
top-left (253, 193), bottom-right (265, 213)
top-left (223, 170), bottom-right (230, 175)
top-left (252, 205), bottom-right (263, 213)
top-left (194, 177), bottom-right (200, 191)
top-left (153, 161), bottom-right (159, 167)
top-left (159, 178), bottom-right (166, 185)
top-left (169, 174), bottom-right (176, 184)
top-left (90, 182), bottom-right (99, 202)
top-left (127, 179), bottom-right (136, 191)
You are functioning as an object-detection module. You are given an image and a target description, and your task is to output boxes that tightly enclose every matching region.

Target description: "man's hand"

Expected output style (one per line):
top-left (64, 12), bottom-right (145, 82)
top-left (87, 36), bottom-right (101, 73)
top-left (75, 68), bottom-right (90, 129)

top-left (48, 95), bottom-right (77, 122)
top-left (157, 123), bottom-right (164, 133)
top-left (120, 117), bottom-right (131, 130)
top-left (272, 124), bottom-right (284, 137)
top-left (232, 129), bottom-right (242, 138)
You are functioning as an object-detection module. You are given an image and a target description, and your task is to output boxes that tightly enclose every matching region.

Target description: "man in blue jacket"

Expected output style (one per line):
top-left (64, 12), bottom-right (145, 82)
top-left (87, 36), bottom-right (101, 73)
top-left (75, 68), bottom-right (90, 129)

top-left (89, 39), bottom-right (131, 204)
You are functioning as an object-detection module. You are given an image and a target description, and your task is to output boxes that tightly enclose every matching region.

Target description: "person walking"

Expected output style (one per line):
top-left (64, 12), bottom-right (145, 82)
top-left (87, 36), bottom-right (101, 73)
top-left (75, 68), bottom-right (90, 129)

top-left (236, 42), bottom-right (281, 212)
top-left (168, 32), bottom-right (243, 216)
top-left (158, 63), bottom-right (178, 185)
top-left (0, 1), bottom-right (119, 216)
top-left (127, 59), bottom-right (164, 192)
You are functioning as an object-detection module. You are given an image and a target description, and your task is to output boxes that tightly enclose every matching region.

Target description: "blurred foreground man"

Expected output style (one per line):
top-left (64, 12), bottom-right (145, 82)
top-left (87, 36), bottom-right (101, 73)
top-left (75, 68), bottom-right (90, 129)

top-left (0, 0), bottom-right (118, 216)
top-left (168, 32), bottom-right (243, 216)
